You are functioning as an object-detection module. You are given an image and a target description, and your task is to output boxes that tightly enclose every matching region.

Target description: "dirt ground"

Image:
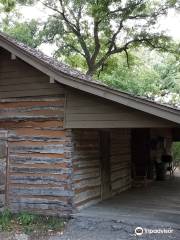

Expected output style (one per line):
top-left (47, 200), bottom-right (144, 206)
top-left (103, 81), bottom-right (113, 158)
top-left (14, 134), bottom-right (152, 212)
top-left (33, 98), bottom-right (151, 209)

top-left (0, 215), bottom-right (179, 240)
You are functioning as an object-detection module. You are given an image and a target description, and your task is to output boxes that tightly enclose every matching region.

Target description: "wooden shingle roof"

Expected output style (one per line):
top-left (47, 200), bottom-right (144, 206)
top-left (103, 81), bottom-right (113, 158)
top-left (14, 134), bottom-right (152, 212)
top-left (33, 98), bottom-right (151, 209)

top-left (0, 31), bottom-right (180, 124)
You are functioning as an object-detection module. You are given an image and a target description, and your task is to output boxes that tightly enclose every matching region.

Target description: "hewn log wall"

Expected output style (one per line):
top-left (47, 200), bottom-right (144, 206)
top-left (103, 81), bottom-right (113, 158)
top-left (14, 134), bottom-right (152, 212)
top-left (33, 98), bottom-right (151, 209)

top-left (72, 129), bottom-right (132, 210)
top-left (72, 130), bottom-right (101, 210)
top-left (110, 129), bottom-right (132, 195)
top-left (0, 97), bottom-right (74, 216)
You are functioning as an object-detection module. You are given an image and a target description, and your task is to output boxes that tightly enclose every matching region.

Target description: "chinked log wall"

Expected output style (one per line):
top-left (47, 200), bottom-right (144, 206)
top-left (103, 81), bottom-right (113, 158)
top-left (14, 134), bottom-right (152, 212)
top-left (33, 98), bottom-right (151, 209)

top-left (0, 97), bottom-right (74, 216)
top-left (72, 129), bottom-right (132, 210)
top-left (110, 129), bottom-right (132, 195)
top-left (72, 130), bottom-right (101, 209)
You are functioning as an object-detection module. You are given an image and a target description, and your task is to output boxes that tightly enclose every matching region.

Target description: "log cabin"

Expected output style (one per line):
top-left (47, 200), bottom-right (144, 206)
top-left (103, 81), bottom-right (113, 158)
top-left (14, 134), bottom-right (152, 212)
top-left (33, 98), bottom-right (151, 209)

top-left (0, 32), bottom-right (180, 216)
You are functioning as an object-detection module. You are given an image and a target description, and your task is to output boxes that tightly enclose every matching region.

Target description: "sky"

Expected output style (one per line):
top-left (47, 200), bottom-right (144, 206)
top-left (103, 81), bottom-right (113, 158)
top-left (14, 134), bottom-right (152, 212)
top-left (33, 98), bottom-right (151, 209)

top-left (19, 4), bottom-right (180, 55)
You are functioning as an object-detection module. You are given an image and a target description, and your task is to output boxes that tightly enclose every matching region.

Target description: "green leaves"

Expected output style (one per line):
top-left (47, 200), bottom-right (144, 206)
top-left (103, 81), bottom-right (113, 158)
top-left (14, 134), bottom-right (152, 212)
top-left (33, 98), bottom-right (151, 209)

top-left (98, 48), bottom-right (180, 104)
top-left (1, 0), bottom-right (179, 88)
top-left (17, 0), bottom-right (35, 5)
top-left (0, 0), bottom-right (16, 12)
top-left (5, 20), bottom-right (42, 48)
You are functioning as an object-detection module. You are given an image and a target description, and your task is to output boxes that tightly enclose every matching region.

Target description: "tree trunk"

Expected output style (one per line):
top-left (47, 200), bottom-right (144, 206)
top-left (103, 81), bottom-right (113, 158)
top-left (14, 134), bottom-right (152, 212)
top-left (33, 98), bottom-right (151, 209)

top-left (86, 66), bottom-right (96, 77)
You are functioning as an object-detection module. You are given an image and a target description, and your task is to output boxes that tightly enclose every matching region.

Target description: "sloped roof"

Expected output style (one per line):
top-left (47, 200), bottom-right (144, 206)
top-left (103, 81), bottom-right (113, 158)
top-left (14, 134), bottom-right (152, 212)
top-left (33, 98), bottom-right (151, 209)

top-left (0, 31), bottom-right (180, 124)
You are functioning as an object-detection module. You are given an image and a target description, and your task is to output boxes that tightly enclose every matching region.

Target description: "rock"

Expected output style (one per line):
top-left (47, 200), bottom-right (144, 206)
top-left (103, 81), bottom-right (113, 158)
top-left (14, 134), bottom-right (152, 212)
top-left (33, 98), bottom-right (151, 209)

top-left (13, 233), bottom-right (29, 240)
top-left (111, 224), bottom-right (123, 231)
top-left (113, 219), bottom-right (124, 224)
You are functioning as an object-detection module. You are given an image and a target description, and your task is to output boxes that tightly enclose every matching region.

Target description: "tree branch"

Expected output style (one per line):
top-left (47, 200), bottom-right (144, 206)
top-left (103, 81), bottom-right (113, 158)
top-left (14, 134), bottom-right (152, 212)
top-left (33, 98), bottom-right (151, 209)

top-left (124, 49), bottom-right (130, 68)
top-left (94, 37), bottom-right (153, 72)
top-left (90, 19), bottom-right (101, 66)
top-left (108, 20), bottom-right (124, 53)
top-left (57, 0), bottom-right (91, 64)
top-left (109, 0), bottom-right (144, 15)
top-left (65, 43), bottom-right (85, 57)
top-left (41, 0), bottom-right (91, 64)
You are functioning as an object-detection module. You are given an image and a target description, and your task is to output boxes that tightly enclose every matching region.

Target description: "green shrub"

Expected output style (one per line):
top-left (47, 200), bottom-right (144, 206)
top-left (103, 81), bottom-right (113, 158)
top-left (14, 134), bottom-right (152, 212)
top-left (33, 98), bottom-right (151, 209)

top-left (172, 142), bottom-right (180, 167)
top-left (17, 212), bottom-right (36, 226)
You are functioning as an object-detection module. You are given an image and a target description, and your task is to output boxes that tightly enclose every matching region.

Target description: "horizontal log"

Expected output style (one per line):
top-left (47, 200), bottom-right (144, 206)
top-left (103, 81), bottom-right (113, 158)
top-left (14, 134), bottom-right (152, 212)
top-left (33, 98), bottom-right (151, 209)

top-left (73, 160), bottom-right (100, 168)
top-left (9, 155), bottom-right (69, 164)
top-left (9, 172), bottom-right (70, 180)
top-left (9, 202), bottom-right (72, 211)
top-left (10, 167), bottom-right (71, 174)
top-left (74, 187), bottom-right (101, 204)
top-left (74, 167), bottom-right (100, 176)
top-left (9, 145), bottom-right (65, 154)
top-left (76, 197), bottom-right (100, 210)
top-left (74, 177), bottom-right (101, 190)
top-left (0, 120), bottom-right (64, 130)
top-left (10, 187), bottom-right (74, 197)
top-left (9, 129), bottom-right (66, 138)
top-left (9, 175), bottom-right (72, 185)
top-left (73, 171), bottom-right (100, 181)
top-left (9, 197), bottom-right (72, 207)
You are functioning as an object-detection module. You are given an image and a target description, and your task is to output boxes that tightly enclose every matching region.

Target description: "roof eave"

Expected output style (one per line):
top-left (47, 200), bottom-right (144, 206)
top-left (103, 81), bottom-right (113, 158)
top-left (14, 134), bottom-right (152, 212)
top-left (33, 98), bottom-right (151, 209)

top-left (0, 36), bottom-right (180, 125)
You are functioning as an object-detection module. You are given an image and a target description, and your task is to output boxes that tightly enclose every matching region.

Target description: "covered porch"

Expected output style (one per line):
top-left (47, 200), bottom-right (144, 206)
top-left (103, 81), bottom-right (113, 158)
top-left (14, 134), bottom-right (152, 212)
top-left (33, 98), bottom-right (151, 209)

top-left (72, 127), bottom-right (179, 211)
top-left (74, 170), bottom-right (180, 224)
top-left (65, 88), bottom-right (180, 212)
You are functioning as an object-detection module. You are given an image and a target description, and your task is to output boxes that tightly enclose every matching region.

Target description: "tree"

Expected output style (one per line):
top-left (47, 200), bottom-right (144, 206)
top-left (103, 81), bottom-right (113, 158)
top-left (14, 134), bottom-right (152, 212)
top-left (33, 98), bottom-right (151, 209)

top-left (0, 0), bottom-right (17, 31)
top-left (98, 48), bottom-right (180, 106)
top-left (5, 20), bottom-right (42, 48)
top-left (23, 0), bottom-right (180, 76)
top-left (0, 0), bottom-right (16, 12)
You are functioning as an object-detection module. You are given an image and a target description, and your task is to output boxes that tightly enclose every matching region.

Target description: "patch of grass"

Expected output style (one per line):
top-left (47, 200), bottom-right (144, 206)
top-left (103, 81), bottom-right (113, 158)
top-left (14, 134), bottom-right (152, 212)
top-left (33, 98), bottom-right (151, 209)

top-left (0, 208), bottom-right (12, 231)
top-left (17, 212), bottom-right (37, 226)
top-left (46, 216), bottom-right (65, 231)
top-left (0, 209), bottom-right (66, 236)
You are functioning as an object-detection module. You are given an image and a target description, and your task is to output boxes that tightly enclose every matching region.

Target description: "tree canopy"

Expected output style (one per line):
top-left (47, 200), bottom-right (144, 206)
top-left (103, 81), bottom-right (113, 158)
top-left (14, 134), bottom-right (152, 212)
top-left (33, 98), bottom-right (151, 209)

top-left (11, 0), bottom-right (180, 76)
top-left (98, 49), bottom-right (180, 106)
top-left (0, 0), bottom-right (16, 12)
top-left (0, 0), bottom-right (179, 106)
top-left (5, 19), bottom-right (42, 48)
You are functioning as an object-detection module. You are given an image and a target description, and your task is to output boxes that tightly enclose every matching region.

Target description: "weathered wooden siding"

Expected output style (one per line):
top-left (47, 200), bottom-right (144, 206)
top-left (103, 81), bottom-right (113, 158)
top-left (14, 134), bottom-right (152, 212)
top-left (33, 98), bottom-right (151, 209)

top-left (0, 97), bottom-right (74, 216)
top-left (65, 88), bottom-right (176, 128)
top-left (72, 129), bottom-right (132, 210)
top-left (0, 48), bottom-right (62, 98)
top-left (72, 130), bottom-right (101, 210)
top-left (110, 129), bottom-right (132, 195)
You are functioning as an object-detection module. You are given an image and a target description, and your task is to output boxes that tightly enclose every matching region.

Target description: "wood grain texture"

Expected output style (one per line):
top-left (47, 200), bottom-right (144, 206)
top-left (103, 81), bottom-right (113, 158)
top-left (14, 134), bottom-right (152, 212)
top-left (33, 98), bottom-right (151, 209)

top-left (65, 88), bottom-right (176, 128)
top-left (0, 95), bottom-right (74, 216)
top-left (0, 48), bottom-right (63, 98)
top-left (110, 129), bottom-right (132, 195)
top-left (72, 129), bottom-right (132, 210)
top-left (72, 129), bottom-right (101, 210)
